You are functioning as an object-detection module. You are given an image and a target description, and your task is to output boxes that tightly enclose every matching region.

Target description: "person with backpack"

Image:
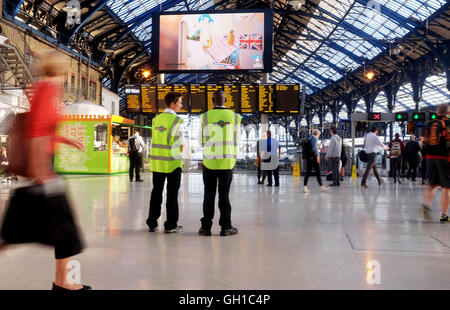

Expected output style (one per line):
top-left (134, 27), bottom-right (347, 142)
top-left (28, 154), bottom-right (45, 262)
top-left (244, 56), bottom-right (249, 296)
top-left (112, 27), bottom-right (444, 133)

top-left (127, 128), bottom-right (146, 182)
top-left (405, 135), bottom-right (421, 181)
top-left (422, 103), bottom-right (450, 223)
top-left (302, 129), bottom-right (328, 193)
top-left (388, 133), bottom-right (405, 184)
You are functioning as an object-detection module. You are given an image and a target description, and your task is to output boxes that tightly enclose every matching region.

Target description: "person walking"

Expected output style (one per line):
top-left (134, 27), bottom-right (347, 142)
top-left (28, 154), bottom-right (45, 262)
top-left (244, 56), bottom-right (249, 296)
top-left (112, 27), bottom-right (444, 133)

top-left (340, 143), bottom-right (348, 182)
top-left (127, 129), bottom-right (145, 182)
top-left (387, 133), bottom-right (405, 184)
top-left (419, 135), bottom-right (428, 185)
top-left (146, 92), bottom-right (185, 233)
top-left (198, 90), bottom-right (242, 236)
top-left (302, 129), bottom-right (328, 193)
top-left (261, 130), bottom-right (280, 187)
top-left (325, 128), bottom-right (342, 187)
top-left (405, 134), bottom-right (421, 181)
top-left (0, 52), bottom-right (90, 290)
top-left (361, 126), bottom-right (386, 188)
top-left (255, 139), bottom-right (266, 184)
top-left (422, 103), bottom-right (450, 222)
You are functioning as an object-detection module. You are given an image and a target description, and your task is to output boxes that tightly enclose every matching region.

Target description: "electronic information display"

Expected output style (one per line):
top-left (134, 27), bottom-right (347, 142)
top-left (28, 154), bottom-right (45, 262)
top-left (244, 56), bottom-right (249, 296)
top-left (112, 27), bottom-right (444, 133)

top-left (157, 84), bottom-right (174, 113)
top-left (173, 84), bottom-right (189, 113)
top-left (275, 84), bottom-right (299, 113)
top-left (141, 84), bottom-right (157, 113)
top-left (125, 85), bottom-right (141, 112)
top-left (241, 84), bottom-right (258, 114)
top-left (207, 84), bottom-right (224, 110)
top-left (223, 84), bottom-right (240, 112)
top-left (258, 84), bottom-right (273, 113)
top-left (190, 84), bottom-right (207, 114)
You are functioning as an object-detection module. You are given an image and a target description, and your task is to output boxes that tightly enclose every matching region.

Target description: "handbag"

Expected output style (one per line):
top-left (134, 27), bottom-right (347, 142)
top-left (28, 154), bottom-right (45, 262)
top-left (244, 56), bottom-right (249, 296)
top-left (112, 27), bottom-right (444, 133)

top-left (358, 135), bottom-right (369, 162)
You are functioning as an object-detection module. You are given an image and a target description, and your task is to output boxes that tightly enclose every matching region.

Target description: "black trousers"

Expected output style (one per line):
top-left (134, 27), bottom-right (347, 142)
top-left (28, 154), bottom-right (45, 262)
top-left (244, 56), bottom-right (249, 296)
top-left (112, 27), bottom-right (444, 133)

top-left (266, 167), bottom-right (280, 185)
top-left (257, 164), bottom-right (266, 183)
top-left (129, 152), bottom-right (142, 181)
top-left (421, 158), bottom-right (427, 181)
top-left (390, 157), bottom-right (401, 182)
top-left (304, 158), bottom-right (322, 186)
top-left (146, 168), bottom-right (181, 230)
top-left (201, 167), bottom-right (233, 230)
top-left (407, 160), bottom-right (418, 180)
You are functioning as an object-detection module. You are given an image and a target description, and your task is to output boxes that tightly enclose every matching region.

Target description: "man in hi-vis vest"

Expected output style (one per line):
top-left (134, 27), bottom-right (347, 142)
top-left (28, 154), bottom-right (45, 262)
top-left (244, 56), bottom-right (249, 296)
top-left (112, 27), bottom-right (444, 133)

top-left (198, 90), bottom-right (242, 236)
top-left (146, 92), bottom-right (185, 233)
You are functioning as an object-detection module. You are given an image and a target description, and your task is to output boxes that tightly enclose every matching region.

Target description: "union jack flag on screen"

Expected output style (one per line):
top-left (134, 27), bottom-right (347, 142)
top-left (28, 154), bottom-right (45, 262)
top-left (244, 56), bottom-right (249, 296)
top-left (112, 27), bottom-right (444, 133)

top-left (239, 34), bottom-right (263, 50)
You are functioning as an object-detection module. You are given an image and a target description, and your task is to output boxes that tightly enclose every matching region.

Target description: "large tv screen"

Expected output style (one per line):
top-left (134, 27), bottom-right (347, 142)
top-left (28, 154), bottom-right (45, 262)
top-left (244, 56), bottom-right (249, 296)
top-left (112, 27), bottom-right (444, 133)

top-left (153, 10), bottom-right (273, 73)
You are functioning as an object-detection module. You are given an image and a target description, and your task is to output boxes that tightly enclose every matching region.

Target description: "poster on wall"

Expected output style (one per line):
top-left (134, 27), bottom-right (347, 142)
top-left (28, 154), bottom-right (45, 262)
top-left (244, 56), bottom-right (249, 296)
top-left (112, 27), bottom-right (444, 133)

top-left (54, 121), bottom-right (109, 174)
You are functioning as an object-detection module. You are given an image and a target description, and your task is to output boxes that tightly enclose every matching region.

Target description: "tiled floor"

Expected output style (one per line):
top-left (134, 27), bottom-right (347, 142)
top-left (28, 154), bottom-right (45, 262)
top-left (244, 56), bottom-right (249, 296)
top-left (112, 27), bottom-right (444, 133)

top-left (0, 173), bottom-right (449, 290)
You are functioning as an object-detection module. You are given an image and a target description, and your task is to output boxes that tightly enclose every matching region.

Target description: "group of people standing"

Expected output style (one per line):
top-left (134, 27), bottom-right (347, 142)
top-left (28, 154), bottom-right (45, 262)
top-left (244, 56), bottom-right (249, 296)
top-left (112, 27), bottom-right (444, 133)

top-left (128, 90), bottom-right (242, 236)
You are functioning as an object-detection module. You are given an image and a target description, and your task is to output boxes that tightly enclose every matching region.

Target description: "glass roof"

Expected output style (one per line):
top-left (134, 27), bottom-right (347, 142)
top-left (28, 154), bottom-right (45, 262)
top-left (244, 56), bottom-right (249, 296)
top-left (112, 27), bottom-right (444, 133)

top-left (270, 0), bottom-right (447, 94)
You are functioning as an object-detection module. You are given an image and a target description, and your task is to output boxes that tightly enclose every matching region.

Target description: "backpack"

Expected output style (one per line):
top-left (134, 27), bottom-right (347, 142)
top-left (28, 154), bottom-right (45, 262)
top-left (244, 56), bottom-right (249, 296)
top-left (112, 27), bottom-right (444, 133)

top-left (426, 119), bottom-right (450, 147)
top-left (128, 137), bottom-right (138, 153)
top-left (390, 141), bottom-right (402, 157)
top-left (301, 138), bottom-right (314, 159)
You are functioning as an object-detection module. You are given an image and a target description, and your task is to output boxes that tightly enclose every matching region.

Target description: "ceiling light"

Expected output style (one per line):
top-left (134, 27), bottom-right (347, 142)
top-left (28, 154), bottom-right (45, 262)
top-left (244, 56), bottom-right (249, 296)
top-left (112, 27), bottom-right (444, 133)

top-left (290, 0), bottom-right (305, 10)
top-left (142, 70), bottom-right (151, 78)
top-left (365, 71), bottom-right (375, 80)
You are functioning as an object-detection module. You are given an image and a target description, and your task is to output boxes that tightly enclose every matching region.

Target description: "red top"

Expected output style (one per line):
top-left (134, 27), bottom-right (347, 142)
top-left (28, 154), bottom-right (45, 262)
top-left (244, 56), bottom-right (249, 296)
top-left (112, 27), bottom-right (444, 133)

top-left (24, 80), bottom-right (61, 153)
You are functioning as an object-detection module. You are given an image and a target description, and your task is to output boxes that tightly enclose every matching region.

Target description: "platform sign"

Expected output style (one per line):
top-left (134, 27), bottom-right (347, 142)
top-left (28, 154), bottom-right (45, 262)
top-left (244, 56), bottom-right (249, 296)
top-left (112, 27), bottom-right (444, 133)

top-left (241, 84), bottom-right (258, 114)
top-left (223, 83), bottom-right (240, 112)
top-left (125, 85), bottom-right (141, 113)
top-left (141, 84), bottom-right (157, 113)
top-left (407, 122), bottom-right (416, 134)
top-left (207, 84), bottom-right (224, 110)
top-left (157, 84), bottom-right (173, 113)
top-left (258, 84), bottom-right (274, 113)
top-left (189, 84), bottom-right (207, 114)
top-left (275, 84), bottom-right (299, 114)
top-left (173, 84), bottom-right (189, 114)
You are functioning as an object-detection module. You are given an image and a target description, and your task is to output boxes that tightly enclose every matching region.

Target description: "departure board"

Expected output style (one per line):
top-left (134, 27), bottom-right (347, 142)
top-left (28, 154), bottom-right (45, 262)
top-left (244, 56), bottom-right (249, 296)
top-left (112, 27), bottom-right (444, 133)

top-left (190, 84), bottom-right (207, 114)
top-left (275, 84), bottom-right (299, 114)
top-left (258, 84), bottom-right (274, 113)
top-left (125, 85), bottom-right (141, 112)
top-left (223, 84), bottom-right (240, 112)
top-left (157, 84), bottom-right (173, 113)
top-left (241, 84), bottom-right (258, 114)
top-left (173, 84), bottom-right (189, 114)
top-left (141, 84), bottom-right (157, 113)
top-left (207, 84), bottom-right (224, 110)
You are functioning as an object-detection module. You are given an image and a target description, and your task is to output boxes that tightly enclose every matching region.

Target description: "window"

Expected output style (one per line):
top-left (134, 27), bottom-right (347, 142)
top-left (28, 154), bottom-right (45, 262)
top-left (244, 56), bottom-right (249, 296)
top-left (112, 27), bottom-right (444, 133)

top-left (71, 75), bottom-right (75, 94)
top-left (90, 81), bottom-right (96, 101)
top-left (94, 123), bottom-right (108, 152)
top-left (81, 77), bottom-right (86, 98)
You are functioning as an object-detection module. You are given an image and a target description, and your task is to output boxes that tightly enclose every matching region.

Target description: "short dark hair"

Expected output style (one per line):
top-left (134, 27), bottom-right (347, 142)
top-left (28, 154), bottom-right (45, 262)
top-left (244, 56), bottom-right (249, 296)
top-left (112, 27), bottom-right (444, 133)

top-left (212, 89), bottom-right (225, 107)
top-left (371, 125), bottom-right (378, 133)
top-left (164, 92), bottom-right (182, 107)
top-left (395, 133), bottom-right (400, 138)
top-left (330, 127), bottom-right (337, 135)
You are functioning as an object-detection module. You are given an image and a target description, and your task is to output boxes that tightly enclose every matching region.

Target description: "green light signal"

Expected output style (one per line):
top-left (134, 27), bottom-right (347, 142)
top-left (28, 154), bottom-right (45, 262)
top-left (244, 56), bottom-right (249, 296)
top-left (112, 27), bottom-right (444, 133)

top-left (414, 114), bottom-right (419, 120)
top-left (397, 114), bottom-right (402, 119)
top-left (431, 114), bottom-right (436, 120)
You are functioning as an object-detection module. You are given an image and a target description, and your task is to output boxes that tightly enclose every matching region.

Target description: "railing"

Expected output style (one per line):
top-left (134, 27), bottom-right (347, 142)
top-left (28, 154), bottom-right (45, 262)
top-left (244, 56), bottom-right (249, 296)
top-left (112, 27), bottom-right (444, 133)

top-left (0, 19), bottom-right (34, 70)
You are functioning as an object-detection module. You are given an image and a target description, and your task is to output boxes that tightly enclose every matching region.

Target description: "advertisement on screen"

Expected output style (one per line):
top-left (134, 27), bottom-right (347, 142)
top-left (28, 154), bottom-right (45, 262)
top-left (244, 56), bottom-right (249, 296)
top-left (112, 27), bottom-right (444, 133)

top-left (154, 10), bottom-right (272, 73)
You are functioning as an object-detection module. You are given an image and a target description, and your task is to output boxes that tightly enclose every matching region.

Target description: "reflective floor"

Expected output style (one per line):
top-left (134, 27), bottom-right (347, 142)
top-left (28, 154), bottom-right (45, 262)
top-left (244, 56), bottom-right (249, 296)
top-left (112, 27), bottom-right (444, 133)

top-left (0, 173), bottom-right (449, 290)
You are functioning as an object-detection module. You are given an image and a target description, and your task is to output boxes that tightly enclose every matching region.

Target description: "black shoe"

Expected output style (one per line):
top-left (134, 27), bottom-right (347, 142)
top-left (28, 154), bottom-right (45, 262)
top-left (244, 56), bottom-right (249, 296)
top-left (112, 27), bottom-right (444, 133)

top-left (135, 179), bottom-right (144, 182)
top-left (198, 228), bottom-right (212, 236)
top-left (220, 227), bottom-right (238, 236)
top-left (329, 183), bottom-right (337, 187)
top-left (165, 226), bottom-right (183, 233)
top-left (274, 184), bottom-right (279, 187)
top-left (440, 214), bottom-right (449, 223)
top-left (52, 283), bottom-right (91, 291)
top-left (148, 227), bottom-right (158, 232)
top-left (266, 184), bottom-right (272, 187)
top-left (257, 181), bottom-right (263, 184)
top-left (130, 179), bottom-right (133, 182)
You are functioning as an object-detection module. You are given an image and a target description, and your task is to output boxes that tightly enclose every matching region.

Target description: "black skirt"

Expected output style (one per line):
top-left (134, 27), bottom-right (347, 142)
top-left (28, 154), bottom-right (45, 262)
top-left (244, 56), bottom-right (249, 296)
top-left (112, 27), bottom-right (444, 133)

top-left (0, 182), bottom-right (84, 259)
